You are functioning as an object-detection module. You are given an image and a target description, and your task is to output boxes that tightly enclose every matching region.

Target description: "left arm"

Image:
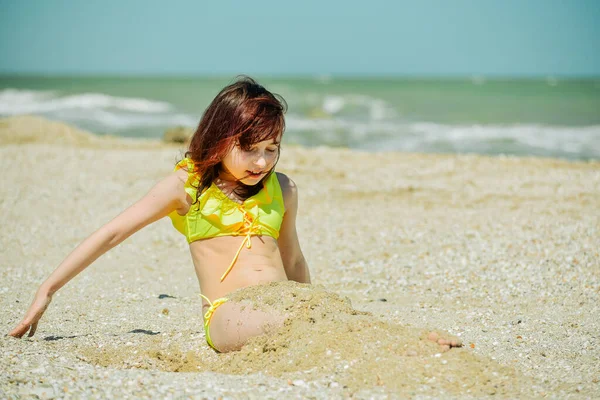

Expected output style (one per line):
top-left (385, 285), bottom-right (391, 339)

top-left (276, 173), bottom-right (311, 284)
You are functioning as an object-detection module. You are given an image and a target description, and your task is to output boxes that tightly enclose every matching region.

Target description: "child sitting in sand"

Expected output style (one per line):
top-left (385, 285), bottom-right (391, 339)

top-left (9, 77), bottom-right (460, 354)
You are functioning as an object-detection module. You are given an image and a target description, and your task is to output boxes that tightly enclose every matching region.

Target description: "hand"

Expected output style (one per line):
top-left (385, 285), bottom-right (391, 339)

top-left (8, 289), bottom-right (53, 338)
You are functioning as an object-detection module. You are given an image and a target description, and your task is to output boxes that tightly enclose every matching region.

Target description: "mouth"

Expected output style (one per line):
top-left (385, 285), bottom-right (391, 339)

top-left (246, 170), bottom-right (265, 179)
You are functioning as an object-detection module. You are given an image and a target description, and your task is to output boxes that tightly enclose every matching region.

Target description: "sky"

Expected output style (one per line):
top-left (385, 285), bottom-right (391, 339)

top-left (0, 0), bottom-right (599, 77)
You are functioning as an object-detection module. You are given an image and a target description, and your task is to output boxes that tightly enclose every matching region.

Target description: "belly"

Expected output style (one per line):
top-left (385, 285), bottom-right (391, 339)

top-left (189, 235), bottom-right (288, 300)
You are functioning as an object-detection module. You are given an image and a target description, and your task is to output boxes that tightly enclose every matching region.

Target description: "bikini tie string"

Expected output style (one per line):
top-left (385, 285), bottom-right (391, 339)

top-left (219, 208), bottom-right (261, 282)
top-left (200, 293), bottom-right (228, 327)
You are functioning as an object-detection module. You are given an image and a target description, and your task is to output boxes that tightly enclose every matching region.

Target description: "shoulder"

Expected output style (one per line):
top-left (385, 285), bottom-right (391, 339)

top-left (173, 167), bottom-right (190, 184)
top-left (275, 172), bottom-right (298, 211)
top-left (157, 167), bottom-right (189, 189)
top-left (275, 172), bottom-right (298, 196)
top-left (150, 169), bottom-right (192, 212)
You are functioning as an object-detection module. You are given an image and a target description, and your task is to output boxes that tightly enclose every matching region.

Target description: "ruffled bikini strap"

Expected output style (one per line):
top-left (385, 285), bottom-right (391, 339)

top-left (175, 157), bottom-right (200, 200)
top-left (174, 157), bottom-right (195, 173)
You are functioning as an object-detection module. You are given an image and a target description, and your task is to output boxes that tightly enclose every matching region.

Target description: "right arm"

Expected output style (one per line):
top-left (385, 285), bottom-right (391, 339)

top-left (8, 170), bottom-right (189, 338)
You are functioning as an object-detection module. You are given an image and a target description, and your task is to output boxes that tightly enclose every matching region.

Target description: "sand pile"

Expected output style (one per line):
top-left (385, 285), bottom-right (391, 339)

top-left (79, 282), bottom-right (529, 397)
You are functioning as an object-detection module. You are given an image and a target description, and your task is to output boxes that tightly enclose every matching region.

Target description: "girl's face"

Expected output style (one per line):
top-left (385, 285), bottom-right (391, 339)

top-left (220, 137), bottom-right (281, 185)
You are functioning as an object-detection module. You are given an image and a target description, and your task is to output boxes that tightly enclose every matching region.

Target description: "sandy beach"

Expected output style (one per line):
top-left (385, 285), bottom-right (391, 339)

top-left (1, 116), bottom-right (599, 399)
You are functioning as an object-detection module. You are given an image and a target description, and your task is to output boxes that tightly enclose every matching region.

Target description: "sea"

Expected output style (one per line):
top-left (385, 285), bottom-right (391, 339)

top-left (1, 76), bottom-right (599, 160)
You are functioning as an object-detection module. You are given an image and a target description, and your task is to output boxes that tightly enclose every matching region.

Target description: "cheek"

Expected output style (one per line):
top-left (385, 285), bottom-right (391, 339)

top-left (221, 155), bottom-right (233, 171)
top-left (267, 151), bottom-right (279, 164)
top-left (226, 150), bottom-right (247, 168)
top-left (238, 152), bottom-right (253, 166)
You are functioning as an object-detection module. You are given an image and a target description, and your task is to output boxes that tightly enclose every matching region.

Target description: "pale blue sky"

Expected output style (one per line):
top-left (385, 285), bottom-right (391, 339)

top-left (0, 0), bottom-right (598, 76)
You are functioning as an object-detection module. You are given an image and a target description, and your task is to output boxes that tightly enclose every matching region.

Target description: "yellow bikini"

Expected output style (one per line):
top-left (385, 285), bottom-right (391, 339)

top-left (168, 157), bottom-right (285, 350)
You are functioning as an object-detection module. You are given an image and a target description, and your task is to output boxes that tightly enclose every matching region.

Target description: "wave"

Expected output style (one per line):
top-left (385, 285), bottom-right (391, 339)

top-left (49, 108), bottom-right (197, 130)
top-left (285, 115), bottom-right (600, 159)
top-left (0, 89), bottom-right (172, 114)
top-left (409, 123), bottom-right (600, 155)
top-left (0, 89), bottom-right (196, 134)
top-left (2, 89), bottom-right (598, 159)
top-left (295, 93), bottom-right (396, 121)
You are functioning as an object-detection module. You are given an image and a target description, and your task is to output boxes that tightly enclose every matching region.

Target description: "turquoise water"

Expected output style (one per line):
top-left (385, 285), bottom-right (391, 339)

top-left (1, 76), bottom-right (599, 159)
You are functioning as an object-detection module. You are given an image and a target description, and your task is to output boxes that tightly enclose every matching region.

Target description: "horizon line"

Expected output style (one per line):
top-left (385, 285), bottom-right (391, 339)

top-left (1, 72), bottom-right (599, 81)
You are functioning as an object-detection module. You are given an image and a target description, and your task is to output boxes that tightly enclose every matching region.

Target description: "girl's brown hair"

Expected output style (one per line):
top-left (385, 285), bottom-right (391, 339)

top-left (183, 76), bottom-right (287, 202)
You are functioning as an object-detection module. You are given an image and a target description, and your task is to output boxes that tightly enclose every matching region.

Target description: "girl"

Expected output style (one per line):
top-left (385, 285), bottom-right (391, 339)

top-left (9, 76), bottom-right (310, 353)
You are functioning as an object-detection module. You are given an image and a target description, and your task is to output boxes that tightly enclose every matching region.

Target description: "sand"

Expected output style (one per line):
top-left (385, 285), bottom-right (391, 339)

top-left (1, 115), bottom-right (599, 399)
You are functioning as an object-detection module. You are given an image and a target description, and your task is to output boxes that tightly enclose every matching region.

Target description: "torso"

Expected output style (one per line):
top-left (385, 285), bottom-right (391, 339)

top-left (189, 235), bottom-right (288, 301)
top-left (172, 168), bottom-right (290, 304)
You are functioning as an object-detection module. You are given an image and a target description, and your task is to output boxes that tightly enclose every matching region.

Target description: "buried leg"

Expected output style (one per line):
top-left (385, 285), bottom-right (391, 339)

top-left (206, 300), bottom-right (287, 353)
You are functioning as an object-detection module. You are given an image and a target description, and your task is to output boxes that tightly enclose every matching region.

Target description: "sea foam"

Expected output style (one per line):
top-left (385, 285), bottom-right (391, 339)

top-left (285, 115), bottom-right (600, 159)
top-left (0, 89), bottom-right (172, 114)
top-left (2, 89), bottom-right (598, 159)
top-left (0, 89), bottom-right (197, 133)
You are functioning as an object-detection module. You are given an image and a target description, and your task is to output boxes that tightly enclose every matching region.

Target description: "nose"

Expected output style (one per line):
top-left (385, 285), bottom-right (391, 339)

top-left (254, 153), bottom-right (267, 168)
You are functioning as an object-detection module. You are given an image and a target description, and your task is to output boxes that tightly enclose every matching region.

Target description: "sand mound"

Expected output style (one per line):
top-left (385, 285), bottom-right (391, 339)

top-left (80, 282), bottom-right (530, 396)
top-left (0, 115), bottom-right (104, 145)
top-left (0, 115), bottom-right (164, 148)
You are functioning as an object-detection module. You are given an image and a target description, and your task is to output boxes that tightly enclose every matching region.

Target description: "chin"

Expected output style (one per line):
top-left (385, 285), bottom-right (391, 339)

top-left (241, 178), bottom-right (263, 186)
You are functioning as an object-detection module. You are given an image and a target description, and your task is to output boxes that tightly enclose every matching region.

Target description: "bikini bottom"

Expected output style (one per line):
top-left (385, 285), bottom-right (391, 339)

top-left (200, 294), bottom-right (229, 352)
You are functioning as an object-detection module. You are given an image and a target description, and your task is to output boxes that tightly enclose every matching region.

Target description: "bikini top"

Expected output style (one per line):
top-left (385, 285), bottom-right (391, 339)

top-left (168, 157), bottom-right (285, 281)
